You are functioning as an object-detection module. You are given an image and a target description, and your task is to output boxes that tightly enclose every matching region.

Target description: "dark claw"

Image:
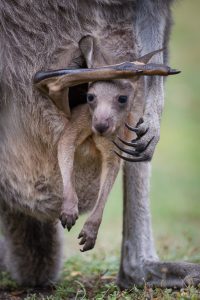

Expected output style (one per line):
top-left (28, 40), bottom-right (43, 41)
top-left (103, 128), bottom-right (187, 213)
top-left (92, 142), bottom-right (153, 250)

top-left (80, 240), bottom-right (95, 252)
top-left (67, 222), bottom-right (73, 232)
top-left (60, 218), bottom-right (67, 229)
top-left (125, 122), bottom-right (149, 139)
top-left (136, 117), bottom-right (144, 126)
top-left (131, 128), bottom-right (149, 141)
top-left (78, 230), bottom-right (96, 252)
top-left (115, 136), bottom-right (155, 158)
top-left (60, 215), bottom-right (70, 230)
top-left (117, 135), bottom-right (135, 147)
top-left (133, 136), bottom-right (155, 153)
top-left (114, 151), bottom-right (150, 162)
top-left (80, 248), bottom-right (87, 252)
top-left (124, 118), bottom-right (144, 133)
top-left (169, 69), bottom-right (181, 75)
top-left (60, 211), bottom-right (78, 231)
top-left (113, 141), bottom-right (140, 156)
top-left (125, 122), bottom-right (139, 133)
top-left (78, 232), bottom-right (84, 239)
top-left (79, 236), bottom-right (86, 245)
top-left (125, 118), bottom-right (143, 132)
top-left (136, 136), bottom-right (155, 153)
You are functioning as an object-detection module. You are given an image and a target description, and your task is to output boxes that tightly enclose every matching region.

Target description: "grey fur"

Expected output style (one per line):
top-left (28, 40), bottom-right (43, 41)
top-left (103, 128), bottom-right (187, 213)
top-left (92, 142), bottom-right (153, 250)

top-left (118, 0), bottom-right (200, 289)
top-left (0, 0), bottom-right (199, 288)
top-left (0, 0), bottom-right (135, 285)
top-left (0, 0), bottom-right (137, 285)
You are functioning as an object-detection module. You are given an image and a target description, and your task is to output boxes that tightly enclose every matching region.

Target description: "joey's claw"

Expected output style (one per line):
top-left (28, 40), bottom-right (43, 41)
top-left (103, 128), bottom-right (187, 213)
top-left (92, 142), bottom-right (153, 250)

top-left (59, 209), bottom-right (79, 231)
top-left (78, 232), bottom-right (84, 239)
top-left (80, 239), bottom-right (95, 252)
top-left (79, 236), bottom-right (86, 245)
top-left (78, 225), bottom-right (98, 252)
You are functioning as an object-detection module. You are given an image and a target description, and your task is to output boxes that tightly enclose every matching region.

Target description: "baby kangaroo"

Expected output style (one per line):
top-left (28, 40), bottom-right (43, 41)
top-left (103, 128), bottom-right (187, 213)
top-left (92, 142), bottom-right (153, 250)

top-left (58, 78), bottom-right (136, 251)
top-left (34, 36), bottom-right (170, 251)
top-left (57, 36), bottom-right (141, 252)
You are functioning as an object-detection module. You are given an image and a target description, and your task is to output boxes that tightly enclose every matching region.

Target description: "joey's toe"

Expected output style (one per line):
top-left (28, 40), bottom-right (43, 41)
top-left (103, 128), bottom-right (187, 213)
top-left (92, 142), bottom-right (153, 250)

top-left (78, 229), bottom-right (96, 252)
top-left (59, 210), bottom-right (79, 231)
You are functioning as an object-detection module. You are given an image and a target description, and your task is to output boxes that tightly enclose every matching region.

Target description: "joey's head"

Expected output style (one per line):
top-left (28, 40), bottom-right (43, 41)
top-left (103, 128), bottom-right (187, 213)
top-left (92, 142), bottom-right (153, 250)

top-left (77, 35), bottom-right (169, 136)
top-left (79, 35), bottom-right (138, 136)
top-left (86, 80), bottom-right (135, 136)
top-left (34, 36), bottom-right (172, 128)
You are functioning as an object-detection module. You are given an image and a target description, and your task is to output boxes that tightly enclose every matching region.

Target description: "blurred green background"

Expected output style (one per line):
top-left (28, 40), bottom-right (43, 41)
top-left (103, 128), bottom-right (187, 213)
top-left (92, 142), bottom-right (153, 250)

top-left (65, 0), bottom-right (200, 263)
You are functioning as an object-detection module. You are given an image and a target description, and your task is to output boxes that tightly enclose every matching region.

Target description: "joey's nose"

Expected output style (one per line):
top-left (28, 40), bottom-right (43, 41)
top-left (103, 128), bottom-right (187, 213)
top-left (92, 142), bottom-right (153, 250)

top-left (94, 122), bottom-right (109, 134)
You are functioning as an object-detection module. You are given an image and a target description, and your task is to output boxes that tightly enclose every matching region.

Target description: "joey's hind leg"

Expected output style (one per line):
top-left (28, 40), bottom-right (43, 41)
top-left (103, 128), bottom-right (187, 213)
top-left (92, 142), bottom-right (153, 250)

top-left (0, 205), bottom-right (63, 286)
top-left (58, 106), bottom-right (91, 231)
top-left (59, 187), bottom-right (79, 231)
top-left (78, 145), bottom-right (120, 252)
top-left (58, 128), bottom-right (79, 231)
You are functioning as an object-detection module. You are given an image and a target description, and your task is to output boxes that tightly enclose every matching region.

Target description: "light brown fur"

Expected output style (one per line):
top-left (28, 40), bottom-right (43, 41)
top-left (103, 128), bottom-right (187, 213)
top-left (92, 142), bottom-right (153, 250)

top-left (57, 79), bottom-right (137, 251)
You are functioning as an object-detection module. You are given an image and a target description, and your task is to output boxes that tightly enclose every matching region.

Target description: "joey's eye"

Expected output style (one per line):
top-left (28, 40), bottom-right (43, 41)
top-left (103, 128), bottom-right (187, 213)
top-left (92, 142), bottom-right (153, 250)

top-left (87, 93), bottom-right (95, 103)
top-left (118, 95), bottom-right (128, 104)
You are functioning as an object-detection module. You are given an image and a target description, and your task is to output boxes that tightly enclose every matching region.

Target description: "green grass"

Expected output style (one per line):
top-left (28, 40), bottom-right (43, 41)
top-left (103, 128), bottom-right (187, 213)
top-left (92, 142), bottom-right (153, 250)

top-left (3, 256), bottom-right (200, 299)
top-left (1, 1), bottom-right (200, 299)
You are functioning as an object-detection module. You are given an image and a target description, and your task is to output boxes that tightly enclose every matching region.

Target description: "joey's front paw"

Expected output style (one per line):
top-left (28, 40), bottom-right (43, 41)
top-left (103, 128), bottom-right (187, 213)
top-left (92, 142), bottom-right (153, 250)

top-left (78, 222), bottom-right (99, 252)
top-left (60, 206), bottom-right (79, 231)
top-left (114, 117), bottom-right (160, 162)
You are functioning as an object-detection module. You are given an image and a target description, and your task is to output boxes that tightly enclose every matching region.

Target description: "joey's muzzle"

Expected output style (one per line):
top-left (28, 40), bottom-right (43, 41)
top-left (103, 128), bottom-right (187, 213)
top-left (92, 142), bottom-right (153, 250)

top-left (93, 122), bottom-right (110, 135)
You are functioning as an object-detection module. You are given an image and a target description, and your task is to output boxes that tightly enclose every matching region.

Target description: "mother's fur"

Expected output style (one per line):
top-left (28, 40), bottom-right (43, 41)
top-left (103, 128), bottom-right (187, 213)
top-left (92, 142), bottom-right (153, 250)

top-left (2, 0), bottom-right (197, 289)
top-left (0, 0), bottom-right (139, 285)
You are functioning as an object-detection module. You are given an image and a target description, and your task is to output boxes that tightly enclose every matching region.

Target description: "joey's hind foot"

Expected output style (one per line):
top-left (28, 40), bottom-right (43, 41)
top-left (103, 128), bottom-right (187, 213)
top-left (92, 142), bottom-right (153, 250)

top-left (60, 207), bottom-right (79, 231)
top-left (78, 221), bottom-right (99, 252)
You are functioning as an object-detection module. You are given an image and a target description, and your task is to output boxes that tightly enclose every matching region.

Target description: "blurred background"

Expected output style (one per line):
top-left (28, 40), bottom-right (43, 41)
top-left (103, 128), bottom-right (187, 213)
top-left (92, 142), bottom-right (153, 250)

top-left (65, 0), bottom-right (200, 264)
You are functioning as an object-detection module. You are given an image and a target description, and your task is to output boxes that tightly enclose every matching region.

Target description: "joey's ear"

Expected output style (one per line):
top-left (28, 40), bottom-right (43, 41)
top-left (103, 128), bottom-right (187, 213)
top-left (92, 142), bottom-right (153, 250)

top-left (79, 35), bottom-right (94, 68)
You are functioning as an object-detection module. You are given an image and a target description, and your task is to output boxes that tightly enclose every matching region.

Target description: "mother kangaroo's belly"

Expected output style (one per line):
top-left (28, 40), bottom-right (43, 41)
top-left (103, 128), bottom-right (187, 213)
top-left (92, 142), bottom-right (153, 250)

top-left (73, 137), bottom-right (102, 213)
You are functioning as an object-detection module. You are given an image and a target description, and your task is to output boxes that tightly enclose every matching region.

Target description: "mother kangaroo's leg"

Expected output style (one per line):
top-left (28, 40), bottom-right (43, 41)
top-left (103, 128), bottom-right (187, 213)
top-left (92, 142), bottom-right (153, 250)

top-left (118, 162), bottom-right (200, 289)
top-left (0, 203), bottom-right (63, 286)
top-left (118, 0), bottom-right (200, 289)
top-left (118, 162), bottom-right (158, 288)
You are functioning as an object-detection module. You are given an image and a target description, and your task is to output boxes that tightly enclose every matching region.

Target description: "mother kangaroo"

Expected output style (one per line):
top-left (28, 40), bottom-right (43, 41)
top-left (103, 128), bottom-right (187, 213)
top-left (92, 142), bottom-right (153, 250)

top-left (0, 0), bottom-right (199, 288)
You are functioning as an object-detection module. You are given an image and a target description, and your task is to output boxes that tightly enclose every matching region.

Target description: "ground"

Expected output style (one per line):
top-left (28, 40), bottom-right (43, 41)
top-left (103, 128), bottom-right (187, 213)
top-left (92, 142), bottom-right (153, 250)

top-left (0, 1), bottom-right (200, 299)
